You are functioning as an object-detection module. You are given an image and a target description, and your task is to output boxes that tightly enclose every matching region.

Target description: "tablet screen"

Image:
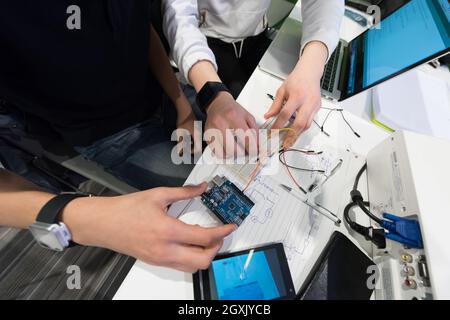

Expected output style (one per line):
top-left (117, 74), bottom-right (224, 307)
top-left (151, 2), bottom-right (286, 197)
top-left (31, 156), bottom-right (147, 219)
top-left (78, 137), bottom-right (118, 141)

top-left (202, 244), bottom-right (295, 300)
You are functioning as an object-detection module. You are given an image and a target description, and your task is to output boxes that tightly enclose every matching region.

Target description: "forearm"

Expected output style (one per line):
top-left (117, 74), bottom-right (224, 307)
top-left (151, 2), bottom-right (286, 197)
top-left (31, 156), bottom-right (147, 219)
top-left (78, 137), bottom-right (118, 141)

top-left (0, 169), bottom-right (109, 247)
top-left (162, 0), bottom-right (218, 86)
top-left (148, 25), bottom-right (186, 109)
top-left (188, 60), bottom-right (221, 92)
top-left (295, 41), bottom-right (328, 79)
top-left (0, 169), bottom-right (54, 228)
top-left (301, 0), bottom-right (344, 60)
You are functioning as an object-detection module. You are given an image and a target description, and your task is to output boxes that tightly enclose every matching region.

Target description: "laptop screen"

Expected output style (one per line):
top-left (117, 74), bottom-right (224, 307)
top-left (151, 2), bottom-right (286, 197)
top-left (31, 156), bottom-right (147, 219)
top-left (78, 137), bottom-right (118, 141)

top-left (345, 0), bottom-right (450, 98)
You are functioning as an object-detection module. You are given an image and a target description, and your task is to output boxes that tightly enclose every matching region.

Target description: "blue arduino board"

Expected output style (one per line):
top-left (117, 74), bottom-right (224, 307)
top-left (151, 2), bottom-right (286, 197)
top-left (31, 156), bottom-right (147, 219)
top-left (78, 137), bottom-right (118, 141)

top-left (201, 176), bottom-right (254, 226)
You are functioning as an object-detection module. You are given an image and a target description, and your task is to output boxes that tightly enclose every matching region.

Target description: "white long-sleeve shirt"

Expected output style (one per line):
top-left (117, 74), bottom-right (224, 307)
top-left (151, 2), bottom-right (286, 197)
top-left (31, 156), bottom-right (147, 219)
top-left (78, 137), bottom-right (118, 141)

top-left (162, 0), bottom-right (344, 83)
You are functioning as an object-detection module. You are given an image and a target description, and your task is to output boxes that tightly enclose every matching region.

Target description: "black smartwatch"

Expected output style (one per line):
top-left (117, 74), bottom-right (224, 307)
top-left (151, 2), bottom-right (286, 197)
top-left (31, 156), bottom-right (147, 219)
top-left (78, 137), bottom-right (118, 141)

top-left (196, 81), bottom-right (230, 114)
top-left (29, 194), bottom-right (86, 251)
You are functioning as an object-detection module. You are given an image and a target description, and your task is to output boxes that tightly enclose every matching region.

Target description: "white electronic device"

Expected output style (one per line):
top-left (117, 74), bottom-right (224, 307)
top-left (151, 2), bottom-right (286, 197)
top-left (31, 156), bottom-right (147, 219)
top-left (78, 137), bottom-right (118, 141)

top-left (366, 131), bottom-right (450, 300)
top-left (371, 69), bottom-right (450, 141)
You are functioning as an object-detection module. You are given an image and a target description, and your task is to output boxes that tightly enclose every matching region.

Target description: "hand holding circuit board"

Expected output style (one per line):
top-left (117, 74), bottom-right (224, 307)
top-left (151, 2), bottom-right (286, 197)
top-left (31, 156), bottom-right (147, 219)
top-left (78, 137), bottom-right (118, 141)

top-left (201, 176), bottom-right (254, 226)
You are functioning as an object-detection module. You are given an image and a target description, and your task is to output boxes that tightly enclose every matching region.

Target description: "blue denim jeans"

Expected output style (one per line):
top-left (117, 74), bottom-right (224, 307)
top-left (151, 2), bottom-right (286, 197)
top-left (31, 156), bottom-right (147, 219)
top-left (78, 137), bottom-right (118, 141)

top-left (0, 105), bottom-right (194, 192)
top-left (0, 110), bottom-right (73, 193)
top-left (74, 116), bottom-right (194, 189)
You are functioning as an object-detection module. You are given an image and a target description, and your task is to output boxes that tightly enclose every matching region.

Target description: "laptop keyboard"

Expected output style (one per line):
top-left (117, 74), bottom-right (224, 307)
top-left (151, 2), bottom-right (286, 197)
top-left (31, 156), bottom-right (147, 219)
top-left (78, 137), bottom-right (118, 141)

top-left (321, 41), bottom-right (343, 93)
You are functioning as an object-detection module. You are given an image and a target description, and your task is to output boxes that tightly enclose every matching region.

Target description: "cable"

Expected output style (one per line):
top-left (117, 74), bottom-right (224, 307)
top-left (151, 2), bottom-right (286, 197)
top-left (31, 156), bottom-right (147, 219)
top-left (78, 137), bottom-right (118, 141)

top-left (344, 200), bottom-right (386, 248)
top-left (351, 164), bottom-right (424, 248)
top-left (339, 111), bottom-right (361, 138)
top-left (320, 106), bottom-right (342, 111)
top-left (278, 149), bottom-right (326, 174)
top-left (344, 201), bottom-right (370, 229)
top-left (281, 151), bottom-right (307, 194)
top-left (278, 148), bottom-right (329, 194)
top-left (344, 164), bottom-right (386, 248)
top-left (313, 120), bottom-right (331, 137)
top-left (264, 94), bottom-right (359, 138)
top-left (353, 163), bottom-right (367, 190)
top-left (242, 127), bottom-right (300, 192)
top-left (242, 162), bottom-right (261, 192)
top-left (315, 108), bottom-right (361, 138)
top-left (320, 109), bottom-right (335, 131)
top-left (351, 164), bottom-right (383, 225)
top-left (357, 200), bottom-right (382, 225)
top-left (287, 148), bottom-right (323, 155)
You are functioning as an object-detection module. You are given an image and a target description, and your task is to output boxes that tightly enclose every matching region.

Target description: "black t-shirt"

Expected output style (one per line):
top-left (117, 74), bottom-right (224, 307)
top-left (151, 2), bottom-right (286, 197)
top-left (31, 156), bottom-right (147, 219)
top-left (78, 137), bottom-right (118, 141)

top-left (0, 0), bottom-right (161, 146)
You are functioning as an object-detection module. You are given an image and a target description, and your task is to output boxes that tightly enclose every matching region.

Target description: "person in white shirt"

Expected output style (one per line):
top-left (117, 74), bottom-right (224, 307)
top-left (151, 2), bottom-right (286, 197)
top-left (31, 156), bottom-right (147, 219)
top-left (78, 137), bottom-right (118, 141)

top-left (163, 0), bottom-right (344, 148)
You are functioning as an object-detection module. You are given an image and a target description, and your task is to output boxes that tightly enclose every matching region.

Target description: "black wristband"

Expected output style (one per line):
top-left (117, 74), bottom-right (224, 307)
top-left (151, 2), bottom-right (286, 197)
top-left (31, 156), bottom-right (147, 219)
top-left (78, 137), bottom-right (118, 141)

top-left (37, 194), bottom-right (86, 247)
top-left (196, 81), bottom-right (230, 114)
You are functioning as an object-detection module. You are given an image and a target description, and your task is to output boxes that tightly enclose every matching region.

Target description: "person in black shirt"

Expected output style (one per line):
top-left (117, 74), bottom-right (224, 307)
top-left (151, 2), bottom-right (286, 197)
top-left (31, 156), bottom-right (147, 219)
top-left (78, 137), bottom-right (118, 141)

top-left (0, 1), bottom-right (235, 273)
top-left (0, 0), bottom-right (197, 188)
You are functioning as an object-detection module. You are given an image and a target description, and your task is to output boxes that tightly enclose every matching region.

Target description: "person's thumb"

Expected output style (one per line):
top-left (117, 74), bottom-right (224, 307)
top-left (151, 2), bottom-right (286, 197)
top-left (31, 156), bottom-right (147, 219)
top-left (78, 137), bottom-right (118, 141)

top-left (160, 183), bottom-right (208, 206)
top-left (172, 221), bottom-right (237, 247)
top-left (209, 224), bottom-right (236, 242)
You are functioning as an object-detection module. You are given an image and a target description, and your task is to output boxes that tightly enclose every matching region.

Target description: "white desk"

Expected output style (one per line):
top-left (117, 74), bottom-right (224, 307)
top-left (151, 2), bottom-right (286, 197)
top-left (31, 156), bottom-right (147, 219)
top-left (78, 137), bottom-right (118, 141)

top-left (113, 5), bottom-right (449, 300)
top-left (112, 71), bottom-right (388, 301)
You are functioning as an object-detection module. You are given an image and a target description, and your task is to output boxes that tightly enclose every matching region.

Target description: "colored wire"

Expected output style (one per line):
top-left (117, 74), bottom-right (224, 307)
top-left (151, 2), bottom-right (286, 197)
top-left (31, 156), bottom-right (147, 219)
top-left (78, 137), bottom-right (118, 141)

top-left (281, 151), bottom-right (307, 194)
top-left (278, 149), bottom-right (326, 174)
top-left (285, 148), bottom-right (323, 155)
top-left (278, 153), bottom-right (325, 173)
top-left (242, 127), bottom-right (298, 192)
top-left (243, 162), bottom-right (261, 192)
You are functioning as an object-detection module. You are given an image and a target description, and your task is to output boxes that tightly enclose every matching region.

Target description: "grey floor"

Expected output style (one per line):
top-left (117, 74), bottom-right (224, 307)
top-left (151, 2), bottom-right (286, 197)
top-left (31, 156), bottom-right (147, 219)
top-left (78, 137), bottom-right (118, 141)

top-left (0, 226), bottom-right (134, 300)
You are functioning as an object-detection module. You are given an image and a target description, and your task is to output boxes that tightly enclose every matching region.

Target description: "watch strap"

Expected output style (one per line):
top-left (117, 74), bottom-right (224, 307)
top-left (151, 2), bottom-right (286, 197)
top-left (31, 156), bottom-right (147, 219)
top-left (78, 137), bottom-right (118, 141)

top-left (37, 194), bottom-right (85, 247)
top-left (196, 81), bottom-right (230, 114)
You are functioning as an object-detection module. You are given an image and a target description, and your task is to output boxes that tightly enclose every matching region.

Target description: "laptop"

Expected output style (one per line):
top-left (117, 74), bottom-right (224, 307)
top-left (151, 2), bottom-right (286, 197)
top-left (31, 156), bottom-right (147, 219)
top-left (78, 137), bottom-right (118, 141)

top-left (259, 0), bottom-right (450, 102)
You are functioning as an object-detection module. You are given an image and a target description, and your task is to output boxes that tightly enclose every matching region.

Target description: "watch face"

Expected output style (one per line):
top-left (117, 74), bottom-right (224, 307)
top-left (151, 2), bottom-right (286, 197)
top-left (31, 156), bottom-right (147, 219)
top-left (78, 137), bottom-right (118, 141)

top-left (29, 222), bottom-right (64, 251)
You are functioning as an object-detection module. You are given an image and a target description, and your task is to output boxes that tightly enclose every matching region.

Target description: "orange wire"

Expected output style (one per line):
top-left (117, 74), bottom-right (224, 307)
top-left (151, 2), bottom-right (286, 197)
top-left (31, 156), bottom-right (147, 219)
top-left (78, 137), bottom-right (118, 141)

top-left (242, 127), bottom-right (298, 193)
top-left (243, 162), bottom-right (261, 192)
top-left (282, 151), bottom-right (304, 192)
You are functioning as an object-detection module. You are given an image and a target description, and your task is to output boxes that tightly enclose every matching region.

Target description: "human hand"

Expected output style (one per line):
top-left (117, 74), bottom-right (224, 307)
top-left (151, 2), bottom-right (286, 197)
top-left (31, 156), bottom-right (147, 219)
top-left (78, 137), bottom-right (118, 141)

top-left (176, 109), bottom-right (202, 156)
top-left (62, 183), bottom-right (236, 273)
top-left (205, 92), bottom-right (258, 158)
top-left (264, 41), bottom-right (328, 148)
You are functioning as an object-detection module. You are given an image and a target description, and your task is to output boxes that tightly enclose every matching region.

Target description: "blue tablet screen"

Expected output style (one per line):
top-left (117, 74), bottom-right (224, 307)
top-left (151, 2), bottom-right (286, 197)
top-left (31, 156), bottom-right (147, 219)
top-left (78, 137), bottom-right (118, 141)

top-left (209, 248), bottom-right (287, 300)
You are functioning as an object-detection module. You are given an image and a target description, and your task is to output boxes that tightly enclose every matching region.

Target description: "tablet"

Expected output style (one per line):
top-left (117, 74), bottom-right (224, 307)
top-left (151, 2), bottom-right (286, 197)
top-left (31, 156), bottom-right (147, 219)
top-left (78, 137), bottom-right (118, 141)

top-left (297, 231), bottom-right (376, 300)
top-left (193, 243), bottom-right (296, 300)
